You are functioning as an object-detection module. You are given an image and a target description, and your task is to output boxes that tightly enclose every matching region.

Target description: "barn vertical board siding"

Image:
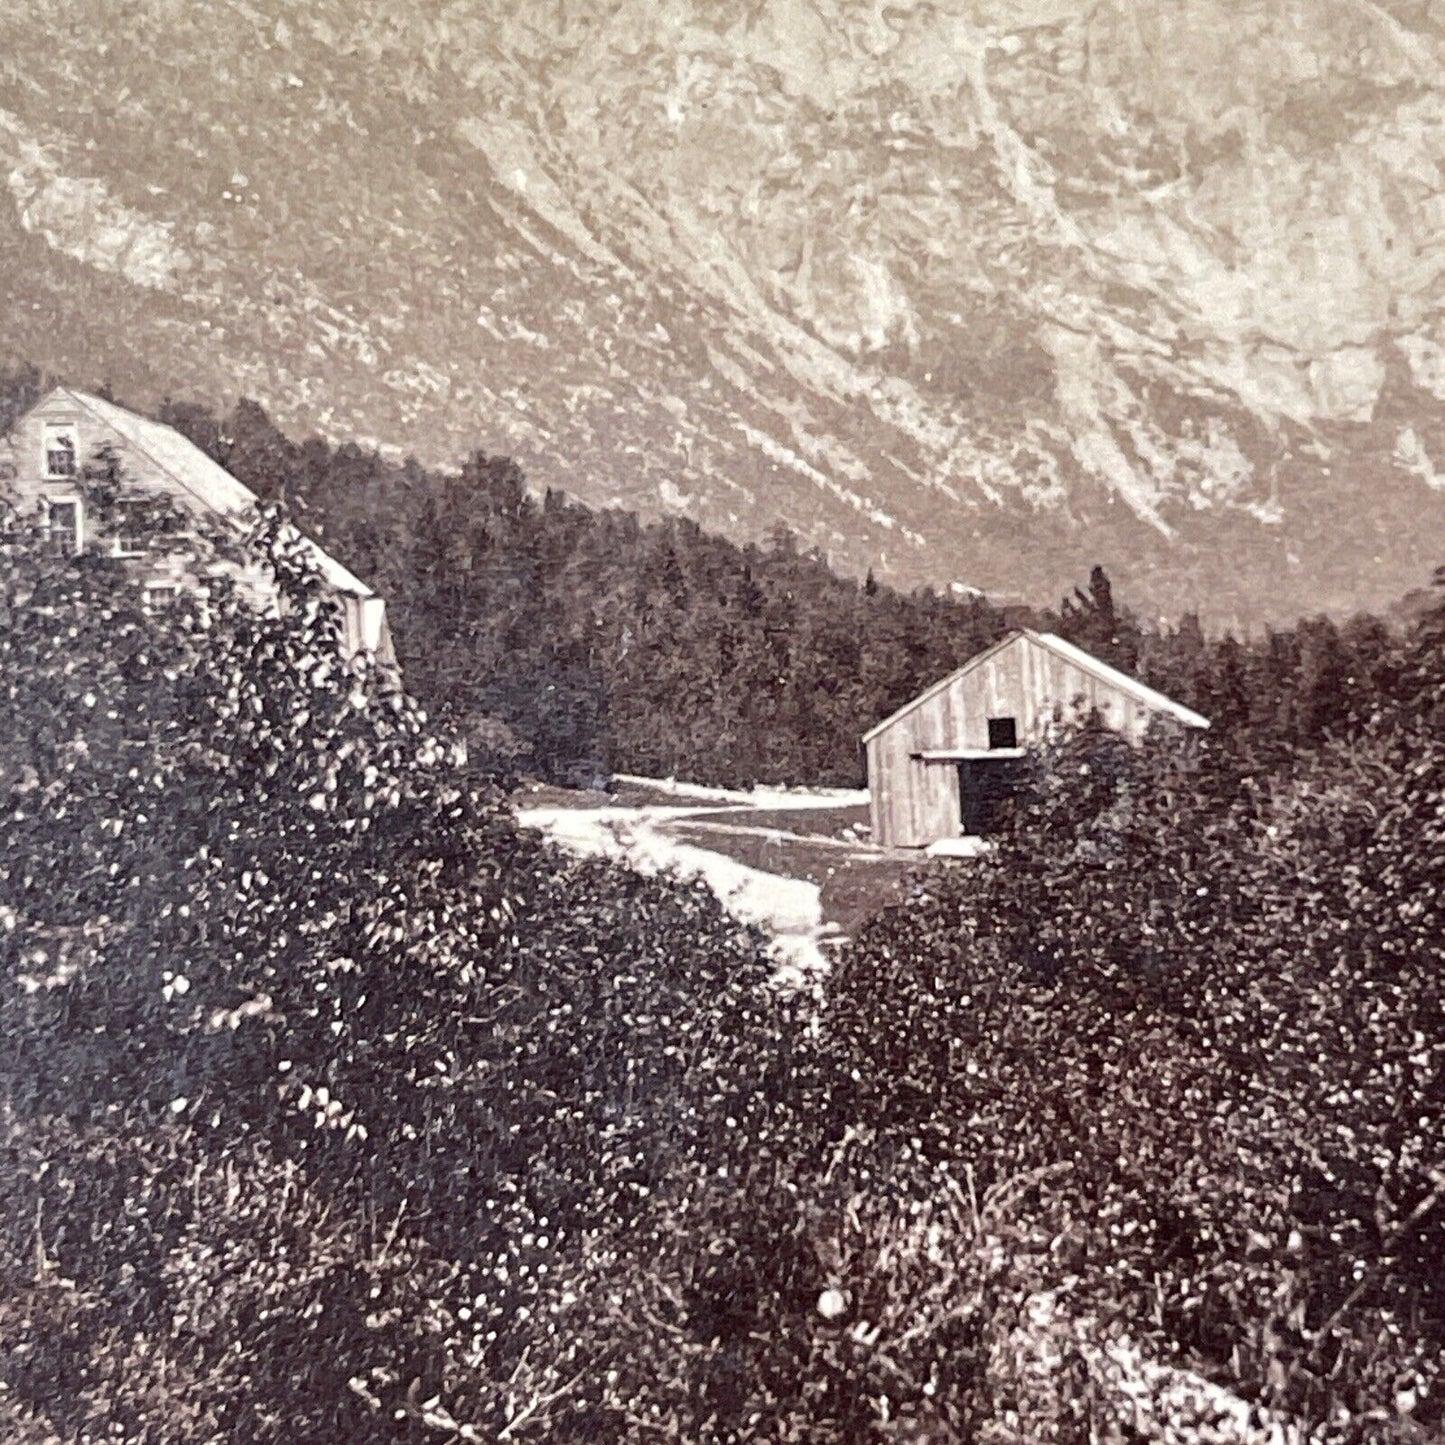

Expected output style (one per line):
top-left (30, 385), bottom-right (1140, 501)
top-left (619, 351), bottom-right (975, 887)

top-left (864, 632), bottom-right (1205, 848)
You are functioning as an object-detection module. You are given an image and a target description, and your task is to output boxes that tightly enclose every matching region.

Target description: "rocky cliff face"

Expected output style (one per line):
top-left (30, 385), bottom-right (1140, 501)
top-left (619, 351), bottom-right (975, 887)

top-left (2, 0), bottom-right (1443, 623)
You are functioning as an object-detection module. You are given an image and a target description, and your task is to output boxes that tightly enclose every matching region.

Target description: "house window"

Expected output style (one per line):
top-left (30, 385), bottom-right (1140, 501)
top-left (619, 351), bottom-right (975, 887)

top-left (44, 499), bottom-right (82, 555)
top-left (987, 716), bottom-right (1019, 750)
top-left (44, 426), bottom-right (78, 479)
top-left (111, 500), bottom-right (149, 557)
top-left (142, 583), bottom-right (179, 610)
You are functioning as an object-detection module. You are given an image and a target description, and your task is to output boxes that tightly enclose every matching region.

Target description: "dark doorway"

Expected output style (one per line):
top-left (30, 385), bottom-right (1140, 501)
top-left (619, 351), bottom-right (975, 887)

top-left (958, 757), bottom-right (1026, 836)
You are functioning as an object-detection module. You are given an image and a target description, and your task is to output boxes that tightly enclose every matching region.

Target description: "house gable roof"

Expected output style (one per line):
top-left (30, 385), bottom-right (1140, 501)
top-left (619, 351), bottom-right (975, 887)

top-left (35, 387), bottom-right (374, 599)
top-left (861, 628), bottom-right (1209, 743)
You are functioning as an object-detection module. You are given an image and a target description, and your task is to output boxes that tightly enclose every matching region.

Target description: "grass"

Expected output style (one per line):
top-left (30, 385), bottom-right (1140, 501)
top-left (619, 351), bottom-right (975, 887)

top-left (668, 814), bottom-right (918, 937)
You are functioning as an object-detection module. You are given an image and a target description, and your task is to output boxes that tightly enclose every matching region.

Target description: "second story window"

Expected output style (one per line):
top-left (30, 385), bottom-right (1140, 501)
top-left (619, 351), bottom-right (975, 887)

top-left (44, 426), bottom-right (78, 479)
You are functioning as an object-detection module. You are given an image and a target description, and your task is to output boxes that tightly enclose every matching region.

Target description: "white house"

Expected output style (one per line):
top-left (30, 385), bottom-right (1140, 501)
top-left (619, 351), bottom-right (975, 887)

top-left (0, 387), bottom-right (393, 664)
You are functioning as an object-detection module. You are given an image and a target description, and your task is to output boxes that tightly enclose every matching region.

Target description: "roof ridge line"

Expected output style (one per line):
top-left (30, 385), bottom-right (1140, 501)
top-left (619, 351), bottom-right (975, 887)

top-left (1032, 631), bottom-right (1211, 730)
top-left (52, 388), bottom-right (374, 600)
top-left (862, 627), bottom-right (1209, 742)
top-left (61, 386), bottom-right (260, 519)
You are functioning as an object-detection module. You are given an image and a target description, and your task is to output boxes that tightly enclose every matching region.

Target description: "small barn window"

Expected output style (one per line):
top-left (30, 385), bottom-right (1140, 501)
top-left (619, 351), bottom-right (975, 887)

top-left (44, 426), bottom-right (77, 478)
top-left (987, 716), bottom-right (1018, 750)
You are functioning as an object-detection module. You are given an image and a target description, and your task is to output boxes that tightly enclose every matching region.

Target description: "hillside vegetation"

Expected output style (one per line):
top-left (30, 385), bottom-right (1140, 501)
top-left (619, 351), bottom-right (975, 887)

top-left (831, 692), bottom-right (1445, 1437)
top-left (4, 0), bottom-right (1445, 620)
top-left (1, 368), bottom-right (1410, 791)
top-left (0, 431), bottom-right (1442, 1440)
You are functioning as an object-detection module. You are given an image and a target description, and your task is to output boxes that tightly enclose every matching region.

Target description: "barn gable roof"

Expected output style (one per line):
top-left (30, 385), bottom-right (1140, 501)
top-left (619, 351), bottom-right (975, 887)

top-left (35, 387), bottom-right (374, 599)
top-left (862, 631), bottom-right (1023, 744)
top-left (1031, 632), bottom-right (1210, 730)
top-left (861, 628), bottom-right (1209, 743)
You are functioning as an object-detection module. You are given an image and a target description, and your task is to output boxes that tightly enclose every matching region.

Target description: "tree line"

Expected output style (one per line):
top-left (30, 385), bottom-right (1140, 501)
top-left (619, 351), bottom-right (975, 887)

top-left (0, 364), bottom-right (1424, 789)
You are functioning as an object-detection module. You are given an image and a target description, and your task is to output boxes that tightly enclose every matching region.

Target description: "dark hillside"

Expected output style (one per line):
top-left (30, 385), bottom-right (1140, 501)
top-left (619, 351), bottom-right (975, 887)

top-left (158, 385), bottom-right (1044, 787)
top-left (1, 367), bottom-right (1421, 798)
top-left (154, 390), bottom-right (1437, 789)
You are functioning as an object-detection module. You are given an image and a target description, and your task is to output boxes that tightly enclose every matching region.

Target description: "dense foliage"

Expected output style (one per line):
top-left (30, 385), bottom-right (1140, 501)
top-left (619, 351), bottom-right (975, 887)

top-left (159, 387), bottom-right (1431, 790)
top-left (0, 366), bottom-right (1424, 792)
top-left (153, 384), bottom-right (1040, 788)
top-left (826, 608), bottom-right (1445, 1440)
top-left (3, 367), bottom-right (1441, 1443)
top-left (0, 505), bottom-right (818, 1441)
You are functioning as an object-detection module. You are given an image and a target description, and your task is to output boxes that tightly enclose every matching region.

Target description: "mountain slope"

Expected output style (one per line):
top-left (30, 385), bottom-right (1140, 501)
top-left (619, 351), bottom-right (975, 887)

top-left (2, 0), bottom-right (1444, 623)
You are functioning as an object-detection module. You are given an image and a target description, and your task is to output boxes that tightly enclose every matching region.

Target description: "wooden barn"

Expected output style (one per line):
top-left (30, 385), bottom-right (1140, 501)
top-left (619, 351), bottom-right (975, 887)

top-left (863, 630), bottom-right (1209, 849)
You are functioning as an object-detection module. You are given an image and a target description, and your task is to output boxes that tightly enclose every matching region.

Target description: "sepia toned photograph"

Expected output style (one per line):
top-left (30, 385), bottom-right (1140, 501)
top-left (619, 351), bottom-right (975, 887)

top-left (0, 2), bottom-right (1441, 1441)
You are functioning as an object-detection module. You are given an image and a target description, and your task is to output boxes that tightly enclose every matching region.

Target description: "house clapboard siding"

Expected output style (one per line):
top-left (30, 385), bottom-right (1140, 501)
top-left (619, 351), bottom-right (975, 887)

top-left (0, 387), bottom-right (393, 664)
top-left (863, 629), bottom-right (1209, 849)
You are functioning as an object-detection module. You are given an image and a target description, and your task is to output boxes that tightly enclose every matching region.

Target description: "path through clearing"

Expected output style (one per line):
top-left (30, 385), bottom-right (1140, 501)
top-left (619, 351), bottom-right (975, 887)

top-left (514, 780), bottom-right (898, 985)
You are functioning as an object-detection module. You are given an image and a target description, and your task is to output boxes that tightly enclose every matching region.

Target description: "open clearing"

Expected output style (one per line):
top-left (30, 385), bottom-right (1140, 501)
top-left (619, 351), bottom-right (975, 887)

top-left (513, 777), bottom-right (923, 978)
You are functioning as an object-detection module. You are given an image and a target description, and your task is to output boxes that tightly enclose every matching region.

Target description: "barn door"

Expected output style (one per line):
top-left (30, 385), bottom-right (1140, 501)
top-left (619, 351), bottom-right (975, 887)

top-left (957, 758), bottom-right (1024, 836)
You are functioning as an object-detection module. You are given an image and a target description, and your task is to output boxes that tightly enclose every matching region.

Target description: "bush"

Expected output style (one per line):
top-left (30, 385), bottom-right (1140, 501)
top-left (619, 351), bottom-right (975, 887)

top-left (4, 452), bottom-right (1441, 1442)
top-left (826, 702), bottom-right (1445, 1441)
top-left (0, 501), bottom-right (817, 1441)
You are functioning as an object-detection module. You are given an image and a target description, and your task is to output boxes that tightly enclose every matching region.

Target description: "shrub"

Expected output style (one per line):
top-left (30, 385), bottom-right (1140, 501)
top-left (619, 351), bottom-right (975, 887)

top-left (827, 708), bottom-right (1445, 1441)
top-left (0, 500), bottom-right (815, 1441)
top-left (4, 457), bottom-right (1440, 1442)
